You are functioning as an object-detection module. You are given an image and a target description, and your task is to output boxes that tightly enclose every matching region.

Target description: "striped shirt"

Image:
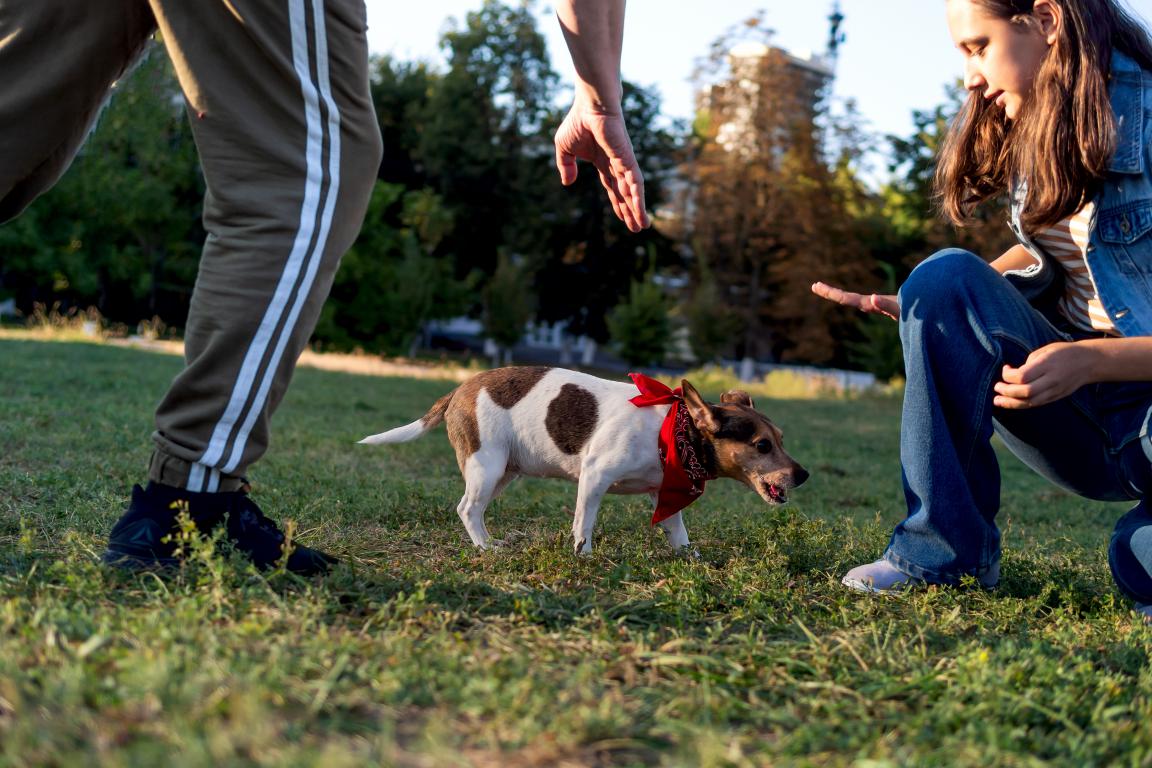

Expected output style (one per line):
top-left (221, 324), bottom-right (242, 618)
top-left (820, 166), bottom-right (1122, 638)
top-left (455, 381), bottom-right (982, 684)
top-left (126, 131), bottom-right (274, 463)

top-left (1033, 201), bottom-right (1120, 336)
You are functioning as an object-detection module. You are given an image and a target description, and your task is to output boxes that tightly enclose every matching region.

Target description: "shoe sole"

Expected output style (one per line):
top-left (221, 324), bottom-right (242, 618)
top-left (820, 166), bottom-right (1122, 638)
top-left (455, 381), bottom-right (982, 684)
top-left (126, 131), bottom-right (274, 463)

top-left (841, 575), bottom-right (999, 595)
top-left (103, 547), bottom-right (337, 576)
top-left (101, 549), bottom-right (181, 571)
top-left (841, 575), bottom-right (913, 595)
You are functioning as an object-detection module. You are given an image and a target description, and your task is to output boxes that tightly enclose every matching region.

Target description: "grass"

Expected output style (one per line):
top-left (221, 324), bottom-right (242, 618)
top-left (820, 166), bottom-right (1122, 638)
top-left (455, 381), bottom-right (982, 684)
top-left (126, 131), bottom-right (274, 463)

top-left (1, 333), bottom-right (1151, 767)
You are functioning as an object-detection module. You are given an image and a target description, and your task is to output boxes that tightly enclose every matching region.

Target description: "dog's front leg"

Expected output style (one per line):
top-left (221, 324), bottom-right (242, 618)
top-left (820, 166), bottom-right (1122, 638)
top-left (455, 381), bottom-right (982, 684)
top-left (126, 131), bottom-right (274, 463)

top-left (572, 465), bottom-right (614, 555)
top-left (657, 510), bottom-right (693, 552)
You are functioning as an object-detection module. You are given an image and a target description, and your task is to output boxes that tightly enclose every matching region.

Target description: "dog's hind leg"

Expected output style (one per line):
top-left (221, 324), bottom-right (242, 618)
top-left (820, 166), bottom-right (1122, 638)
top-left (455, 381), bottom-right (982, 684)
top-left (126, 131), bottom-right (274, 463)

top-left (456, 449), bottom-right (509, 549)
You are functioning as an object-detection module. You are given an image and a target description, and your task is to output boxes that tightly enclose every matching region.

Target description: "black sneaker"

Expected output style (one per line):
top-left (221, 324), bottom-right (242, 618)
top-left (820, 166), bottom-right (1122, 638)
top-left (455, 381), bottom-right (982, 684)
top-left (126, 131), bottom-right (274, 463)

top-left (102, 482), bottom-right (227, 569)
top-left (103, 482), bottom-right (338, 576)
top-left (225, 493), bottom-right (338, 576)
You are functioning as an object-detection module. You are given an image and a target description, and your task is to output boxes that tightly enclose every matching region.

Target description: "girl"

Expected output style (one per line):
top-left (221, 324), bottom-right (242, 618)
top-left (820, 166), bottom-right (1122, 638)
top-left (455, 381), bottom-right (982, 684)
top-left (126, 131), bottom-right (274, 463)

top-left (812, 0), bottom-right (1152, 610)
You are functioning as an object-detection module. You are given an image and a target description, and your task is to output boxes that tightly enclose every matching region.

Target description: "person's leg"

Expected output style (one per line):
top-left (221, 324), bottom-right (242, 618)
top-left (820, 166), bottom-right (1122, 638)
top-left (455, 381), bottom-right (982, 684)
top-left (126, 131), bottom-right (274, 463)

top-left (105, 0), bottom-right (381, 572)
top-left (0, 0), bottom-right (157, 221)
top-left (849, 249), bottom-right (1136, 590)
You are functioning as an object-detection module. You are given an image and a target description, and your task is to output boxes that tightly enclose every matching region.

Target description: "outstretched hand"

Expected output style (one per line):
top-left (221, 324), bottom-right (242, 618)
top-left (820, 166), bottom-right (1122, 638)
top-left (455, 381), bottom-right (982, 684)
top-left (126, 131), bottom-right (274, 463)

top-left (811, 282), bottom-right (900, 320)
top-left (555, 97), bottom-right (649, 232)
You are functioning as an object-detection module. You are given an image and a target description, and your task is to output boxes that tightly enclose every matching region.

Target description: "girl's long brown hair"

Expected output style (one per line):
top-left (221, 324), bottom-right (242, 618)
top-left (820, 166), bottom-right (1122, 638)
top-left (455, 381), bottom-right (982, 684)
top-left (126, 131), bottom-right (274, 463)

top-left (935, 0), bottom-right (1152, 233)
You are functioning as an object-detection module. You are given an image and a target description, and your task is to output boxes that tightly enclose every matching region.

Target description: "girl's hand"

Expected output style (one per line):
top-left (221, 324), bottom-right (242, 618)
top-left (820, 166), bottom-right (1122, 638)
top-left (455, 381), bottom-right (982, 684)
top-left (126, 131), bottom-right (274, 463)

top-left (993, 341), bottom-right (1095, 409)
top-left (811, 282), bottom-right (899, 320)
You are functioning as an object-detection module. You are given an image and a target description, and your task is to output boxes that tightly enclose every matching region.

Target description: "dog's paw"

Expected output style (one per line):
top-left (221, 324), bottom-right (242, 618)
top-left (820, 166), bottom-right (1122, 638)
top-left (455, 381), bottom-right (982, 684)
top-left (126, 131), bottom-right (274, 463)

top-left (573, 538), bottom-right (593, 556)
top-left (675, 546), bottom-right (701, 560)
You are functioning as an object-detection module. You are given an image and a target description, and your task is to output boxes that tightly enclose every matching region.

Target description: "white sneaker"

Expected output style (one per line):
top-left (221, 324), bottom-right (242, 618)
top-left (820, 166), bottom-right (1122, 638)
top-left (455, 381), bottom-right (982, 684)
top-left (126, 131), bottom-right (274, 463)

top-left (842, 560), bottom-right (918, 594)
top-left (842, 559), bottom-right (1000, 595)
top-left (1136, 603), bottom-right (1152, 624)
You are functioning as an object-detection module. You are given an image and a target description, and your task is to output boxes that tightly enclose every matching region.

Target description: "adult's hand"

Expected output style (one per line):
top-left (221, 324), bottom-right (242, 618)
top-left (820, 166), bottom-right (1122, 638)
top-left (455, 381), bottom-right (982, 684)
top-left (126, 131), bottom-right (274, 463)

top-left (555, 96), bottom-right (649, 232)
top-left (993, 341), bottom-right (1096, 409)
top-left (811, 282), bottom-right (899, 320)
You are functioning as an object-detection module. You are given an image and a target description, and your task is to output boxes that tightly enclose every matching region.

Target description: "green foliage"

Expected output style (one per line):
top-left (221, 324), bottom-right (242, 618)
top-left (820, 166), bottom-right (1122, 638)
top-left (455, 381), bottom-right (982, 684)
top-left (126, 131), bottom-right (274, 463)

top-left (416, 0), bottom-right (561, 281)
top-left (4, 336), bottom-right (1152, 766)
top-left (0, 3), bottom-right (680, 360)
top-left (482, 253), bottom-right (535, 351)
top-left (0, 3), bottom-right (1021, 372)
top-left (843, 263), bottom-right (905, 381)
top-left (607, 279), bottom-right (672, 367)
top-left (0, 45), bottom-right (202, 323)
top-left (845, 314), bottom-right (904, 381)
top-left (684, 257), bottom-right (742, 364)
top-left (314, 183), bottom-right (472, 355)
top-left (883, 83), bottom-right (1017, 262)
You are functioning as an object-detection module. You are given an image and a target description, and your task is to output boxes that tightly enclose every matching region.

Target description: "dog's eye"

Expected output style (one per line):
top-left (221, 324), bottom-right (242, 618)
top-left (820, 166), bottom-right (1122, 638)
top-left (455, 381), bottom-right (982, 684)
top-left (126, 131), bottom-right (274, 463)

top-left (755, 439), bottom-right (773, 454)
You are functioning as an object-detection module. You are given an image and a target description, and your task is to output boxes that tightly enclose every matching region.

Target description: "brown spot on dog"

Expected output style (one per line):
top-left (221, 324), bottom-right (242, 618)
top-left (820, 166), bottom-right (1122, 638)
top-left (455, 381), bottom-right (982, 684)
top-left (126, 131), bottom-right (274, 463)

top-left (445, 378), bottom-right (482, 470)
top-left (484, 366), bottom-right (552, 409)
top-left (421, 391), bottom-right (455, 430)
top-left (545, 384), bottom-right (598, 455)
top-left (440, 368), bottom-right (551, 470)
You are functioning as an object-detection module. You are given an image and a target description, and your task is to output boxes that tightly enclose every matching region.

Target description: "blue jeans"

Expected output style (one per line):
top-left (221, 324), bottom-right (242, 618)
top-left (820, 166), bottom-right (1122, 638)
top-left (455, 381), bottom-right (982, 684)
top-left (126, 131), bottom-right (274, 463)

top-left (887, 249), bottom-right (1152, 597)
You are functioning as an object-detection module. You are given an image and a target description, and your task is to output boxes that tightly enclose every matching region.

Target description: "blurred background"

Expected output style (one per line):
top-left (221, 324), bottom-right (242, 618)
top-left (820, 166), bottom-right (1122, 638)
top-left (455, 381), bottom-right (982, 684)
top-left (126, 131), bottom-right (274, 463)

top-left (2, 0), bottom-right (1148, 383)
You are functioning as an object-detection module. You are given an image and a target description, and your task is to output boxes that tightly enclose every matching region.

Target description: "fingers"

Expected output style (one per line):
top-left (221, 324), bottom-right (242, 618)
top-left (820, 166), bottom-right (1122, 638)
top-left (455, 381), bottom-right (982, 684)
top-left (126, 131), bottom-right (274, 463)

top-left (999, 364), bottom-right (1027, 385)
top-left (554, 116), bottom-right (578, 186)
top-left (621, 165), bottom-right (649, 231)
top-left (556, 148), bottom-right (578, 186)
top-left (594, 157), bottom-right (648, 233)
top-left (811, 283), bottom-right (900, 321)
top-left (868, 294), bottom-right (900, 319)
top-left (994, 365), bottom-right (1057, 408)
top-left (811, 283), bottom-right (870, 311)
top-left (594, 162), bottom-right (628, 227)
top-left (811, 282), bottom-right (858, 306)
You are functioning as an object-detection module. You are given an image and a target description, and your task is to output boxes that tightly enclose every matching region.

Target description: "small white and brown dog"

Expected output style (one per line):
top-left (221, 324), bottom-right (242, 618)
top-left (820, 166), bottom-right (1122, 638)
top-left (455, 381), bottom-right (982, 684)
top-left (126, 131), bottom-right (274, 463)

top-left (360, 366), bottom-right (808, 554)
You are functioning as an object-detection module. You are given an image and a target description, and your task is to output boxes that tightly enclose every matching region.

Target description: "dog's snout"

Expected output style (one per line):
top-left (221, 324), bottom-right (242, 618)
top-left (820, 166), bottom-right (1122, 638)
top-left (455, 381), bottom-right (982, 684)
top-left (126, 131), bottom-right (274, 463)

top-left (793, 465), bottom-right (810, 488)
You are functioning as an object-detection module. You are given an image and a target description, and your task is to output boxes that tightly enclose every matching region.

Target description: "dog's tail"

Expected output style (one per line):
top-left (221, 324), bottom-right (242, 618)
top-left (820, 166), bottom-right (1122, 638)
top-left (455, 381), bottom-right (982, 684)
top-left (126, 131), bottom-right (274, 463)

top-left (358, 389), bottom-right (455, 445)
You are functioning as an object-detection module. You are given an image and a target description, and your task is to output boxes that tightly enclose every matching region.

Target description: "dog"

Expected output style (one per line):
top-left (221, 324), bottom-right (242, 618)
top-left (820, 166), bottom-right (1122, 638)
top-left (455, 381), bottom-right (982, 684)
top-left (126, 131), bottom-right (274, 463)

top-left (359, 366), bottom-right (808, 554)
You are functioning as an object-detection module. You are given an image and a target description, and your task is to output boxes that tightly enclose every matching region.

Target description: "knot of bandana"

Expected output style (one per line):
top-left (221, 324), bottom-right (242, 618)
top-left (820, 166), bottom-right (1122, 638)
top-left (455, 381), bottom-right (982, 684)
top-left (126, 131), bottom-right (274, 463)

top-left (628, 373), bottom-right (712, 524)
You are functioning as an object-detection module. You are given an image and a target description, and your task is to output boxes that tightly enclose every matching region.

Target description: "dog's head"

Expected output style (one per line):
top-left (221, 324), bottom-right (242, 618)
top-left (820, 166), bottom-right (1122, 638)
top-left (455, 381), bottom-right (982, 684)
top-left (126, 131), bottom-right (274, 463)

top-left (680, 379), bottom-right (809, 505)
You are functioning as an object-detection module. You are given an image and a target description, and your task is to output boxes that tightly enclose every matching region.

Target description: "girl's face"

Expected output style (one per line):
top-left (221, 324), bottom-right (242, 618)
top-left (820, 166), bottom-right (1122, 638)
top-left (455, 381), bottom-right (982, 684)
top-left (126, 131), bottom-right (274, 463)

top-left (946, 0), bottom-right (1056, 120)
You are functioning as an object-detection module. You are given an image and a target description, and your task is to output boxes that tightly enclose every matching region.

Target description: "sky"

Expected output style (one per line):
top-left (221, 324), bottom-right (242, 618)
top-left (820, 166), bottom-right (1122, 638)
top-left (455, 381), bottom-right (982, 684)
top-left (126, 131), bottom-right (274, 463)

top-left (365, 0), bottom-right (1152, 150)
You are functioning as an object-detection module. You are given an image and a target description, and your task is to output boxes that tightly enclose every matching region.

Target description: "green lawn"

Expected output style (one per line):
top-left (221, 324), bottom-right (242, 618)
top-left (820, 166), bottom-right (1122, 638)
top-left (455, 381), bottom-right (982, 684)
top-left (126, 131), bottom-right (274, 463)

top-left (1, 335), bottom-right (1150, 767)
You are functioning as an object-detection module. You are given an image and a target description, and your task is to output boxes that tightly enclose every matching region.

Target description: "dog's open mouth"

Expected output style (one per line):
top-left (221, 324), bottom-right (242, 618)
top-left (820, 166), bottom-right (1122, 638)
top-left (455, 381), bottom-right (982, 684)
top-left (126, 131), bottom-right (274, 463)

top-left (759, 479), bottom-right (788, 504)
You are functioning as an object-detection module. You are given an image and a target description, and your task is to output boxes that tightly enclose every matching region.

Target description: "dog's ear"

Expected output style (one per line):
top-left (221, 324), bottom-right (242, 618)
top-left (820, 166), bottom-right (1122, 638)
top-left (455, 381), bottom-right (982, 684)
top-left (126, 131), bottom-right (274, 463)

top-left (681, 379), bottom-right (721, 433)
top-left (720, 389), bottom-right (754, 409)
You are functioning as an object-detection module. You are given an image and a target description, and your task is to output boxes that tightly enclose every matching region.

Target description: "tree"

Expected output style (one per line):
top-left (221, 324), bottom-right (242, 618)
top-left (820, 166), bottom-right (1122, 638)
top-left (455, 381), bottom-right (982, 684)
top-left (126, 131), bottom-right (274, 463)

top-left (607, 278), bottom-right (672, 367)
top-left (483, 252), bottom-right (534, 364)
top-left (417, 0), bottom-right (560, 282)
top-left (0, 44), bottom-right (203, 325)
top-left (314, 183), bottom-right (472, 356)
top-left (684, 254), bottom-right (741, 364)
top-left (884, 83), bottom-right (1017, 264)
top-left (683, 16), bottom-right (873, 365)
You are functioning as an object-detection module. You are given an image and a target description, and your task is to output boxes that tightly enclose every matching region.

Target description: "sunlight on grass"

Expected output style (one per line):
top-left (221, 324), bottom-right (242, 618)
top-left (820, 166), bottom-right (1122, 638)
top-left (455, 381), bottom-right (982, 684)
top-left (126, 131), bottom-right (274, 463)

top-left (2, 336), bottom-right (1150, 766)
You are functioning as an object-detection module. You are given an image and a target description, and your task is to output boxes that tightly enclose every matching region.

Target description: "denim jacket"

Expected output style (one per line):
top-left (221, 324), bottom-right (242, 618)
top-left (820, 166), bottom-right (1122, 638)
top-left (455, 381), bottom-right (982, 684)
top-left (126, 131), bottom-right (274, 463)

top-left (1004, 50), bottom-right (1152, 337)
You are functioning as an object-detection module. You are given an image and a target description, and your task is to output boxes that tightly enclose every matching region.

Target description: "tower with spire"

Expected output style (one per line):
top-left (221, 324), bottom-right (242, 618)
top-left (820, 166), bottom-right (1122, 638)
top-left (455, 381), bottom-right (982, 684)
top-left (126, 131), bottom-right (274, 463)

top-left (827, 1), bottom-right (846, 70)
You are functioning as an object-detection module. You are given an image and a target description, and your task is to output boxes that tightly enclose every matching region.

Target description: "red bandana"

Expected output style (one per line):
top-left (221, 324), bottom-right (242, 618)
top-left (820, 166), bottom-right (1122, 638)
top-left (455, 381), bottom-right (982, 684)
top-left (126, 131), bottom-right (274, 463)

top-left (629, 373), bottom-right (714, 525)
